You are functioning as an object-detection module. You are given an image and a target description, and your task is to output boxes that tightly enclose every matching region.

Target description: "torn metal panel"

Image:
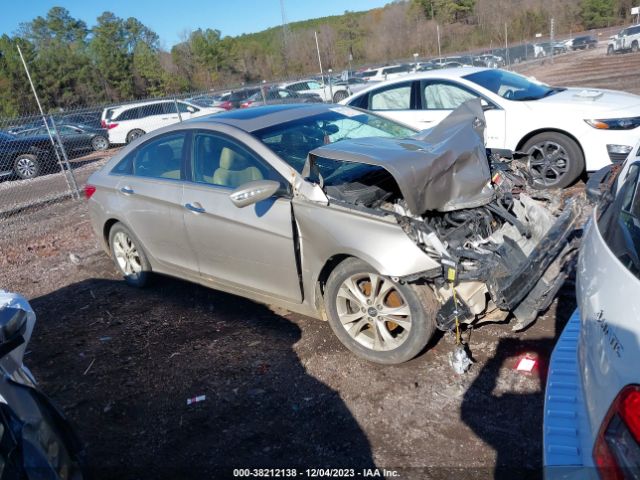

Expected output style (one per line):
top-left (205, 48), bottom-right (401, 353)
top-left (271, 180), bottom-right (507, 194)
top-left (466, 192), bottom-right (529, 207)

top-left (308, 99), bottom-right (494, 214)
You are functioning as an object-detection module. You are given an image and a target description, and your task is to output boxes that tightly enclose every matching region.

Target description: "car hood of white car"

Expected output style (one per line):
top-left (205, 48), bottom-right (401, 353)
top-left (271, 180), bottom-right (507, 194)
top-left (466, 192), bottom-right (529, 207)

top-left (529, 87), bottom-right (640, 116)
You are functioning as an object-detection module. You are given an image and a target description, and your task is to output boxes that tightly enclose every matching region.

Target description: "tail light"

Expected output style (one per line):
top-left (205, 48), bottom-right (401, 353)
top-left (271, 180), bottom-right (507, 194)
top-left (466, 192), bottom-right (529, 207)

top-left (106, 123), bottom-right (118, 130)
top-left (240, 100), bottom-right (252, 108)
top-left (84, 184), bottom-right (96, 199)
top-left (593, 385), bottom-right (640, 480)
top-left (100, 119), bottom-right (106, 128)
top-left (220, 101), bottom-right (232, 110)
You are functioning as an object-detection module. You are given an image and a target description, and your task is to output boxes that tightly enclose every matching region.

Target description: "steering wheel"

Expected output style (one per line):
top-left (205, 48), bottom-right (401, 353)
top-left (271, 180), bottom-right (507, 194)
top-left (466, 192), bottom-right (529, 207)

top-left (503, 89), bottom-right (515, 99)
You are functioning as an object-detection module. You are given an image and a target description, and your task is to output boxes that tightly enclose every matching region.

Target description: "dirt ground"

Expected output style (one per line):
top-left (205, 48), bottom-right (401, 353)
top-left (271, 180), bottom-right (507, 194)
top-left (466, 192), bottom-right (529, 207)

top-left (2, 45), bottom-right (635, 479)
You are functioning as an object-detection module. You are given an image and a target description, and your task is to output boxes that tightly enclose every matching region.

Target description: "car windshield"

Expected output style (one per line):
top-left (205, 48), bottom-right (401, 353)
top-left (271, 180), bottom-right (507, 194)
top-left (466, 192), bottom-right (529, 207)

top-left (464, 69), bottom-right (564, 101)
top-left (252, 107), bottom-right (416, 173)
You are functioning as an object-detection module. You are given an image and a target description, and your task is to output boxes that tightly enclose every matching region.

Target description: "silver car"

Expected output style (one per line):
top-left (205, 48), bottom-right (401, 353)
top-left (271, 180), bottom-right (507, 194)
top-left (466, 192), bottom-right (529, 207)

top-left (86, 102), bottom-right (582, 364)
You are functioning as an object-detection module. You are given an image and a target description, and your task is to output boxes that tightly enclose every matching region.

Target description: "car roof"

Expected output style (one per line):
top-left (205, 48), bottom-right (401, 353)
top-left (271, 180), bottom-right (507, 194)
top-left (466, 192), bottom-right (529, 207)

top-left (107, 98), bottom-right (193, 114)
top-left (346, 67), bottom-right (489, 97)
top-left (183, 103), bottom-right (344, 133)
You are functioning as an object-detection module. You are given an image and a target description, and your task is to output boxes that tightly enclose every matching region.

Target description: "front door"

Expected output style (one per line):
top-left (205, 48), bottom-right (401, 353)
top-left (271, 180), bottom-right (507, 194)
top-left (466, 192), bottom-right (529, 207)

top-left (182, 130), bottom-right (302, 302)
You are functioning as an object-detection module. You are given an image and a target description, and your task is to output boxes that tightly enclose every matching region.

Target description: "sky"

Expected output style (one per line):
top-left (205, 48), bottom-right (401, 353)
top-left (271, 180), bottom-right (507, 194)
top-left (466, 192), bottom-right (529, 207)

top-left (0, 0), bottom-right (390, 48)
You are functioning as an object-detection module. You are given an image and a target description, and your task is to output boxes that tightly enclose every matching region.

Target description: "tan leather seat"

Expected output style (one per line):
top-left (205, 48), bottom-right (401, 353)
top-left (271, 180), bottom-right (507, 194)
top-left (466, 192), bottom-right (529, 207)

top-left (212, 147), bottom-right (263, 188)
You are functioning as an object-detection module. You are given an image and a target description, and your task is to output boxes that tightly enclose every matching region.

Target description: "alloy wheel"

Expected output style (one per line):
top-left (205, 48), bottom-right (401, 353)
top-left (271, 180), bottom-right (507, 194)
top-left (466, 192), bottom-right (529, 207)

top-left (112, 231), bottom-right (142, 276)
top-left (335, 273), bottom-right (412, 351)
top-left (526, 140), bottom-right (570, 188)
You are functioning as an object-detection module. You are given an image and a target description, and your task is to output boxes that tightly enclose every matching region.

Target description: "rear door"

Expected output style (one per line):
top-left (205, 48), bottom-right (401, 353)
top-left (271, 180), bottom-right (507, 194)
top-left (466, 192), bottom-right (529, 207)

top-left (111, 131), bottom-right (198, 275)
top-left (182, 129), bottom-right (302, 302)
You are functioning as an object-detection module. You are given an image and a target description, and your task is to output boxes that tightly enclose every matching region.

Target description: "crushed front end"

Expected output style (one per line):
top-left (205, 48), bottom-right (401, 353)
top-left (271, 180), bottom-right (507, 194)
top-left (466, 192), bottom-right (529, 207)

top-left (306, 100), bottom-right (585, 333)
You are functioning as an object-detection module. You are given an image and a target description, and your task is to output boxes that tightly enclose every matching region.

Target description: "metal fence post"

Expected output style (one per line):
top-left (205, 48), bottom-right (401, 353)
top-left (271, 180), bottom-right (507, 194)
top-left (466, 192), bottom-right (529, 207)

top-left (174, 98), bottom-right (183, 122)
top-left (50, 116), bottom-right (80, 199)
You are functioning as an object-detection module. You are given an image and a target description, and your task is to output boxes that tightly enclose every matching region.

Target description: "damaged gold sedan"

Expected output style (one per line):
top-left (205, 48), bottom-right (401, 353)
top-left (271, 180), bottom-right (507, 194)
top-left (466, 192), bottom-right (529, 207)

top-left (87, 101), bottom-right (583, 364)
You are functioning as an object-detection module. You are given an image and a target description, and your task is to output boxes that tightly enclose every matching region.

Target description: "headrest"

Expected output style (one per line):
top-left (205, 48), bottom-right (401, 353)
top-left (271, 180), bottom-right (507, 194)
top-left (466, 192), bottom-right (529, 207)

top-left (220, 147), bottom-right (249, 170)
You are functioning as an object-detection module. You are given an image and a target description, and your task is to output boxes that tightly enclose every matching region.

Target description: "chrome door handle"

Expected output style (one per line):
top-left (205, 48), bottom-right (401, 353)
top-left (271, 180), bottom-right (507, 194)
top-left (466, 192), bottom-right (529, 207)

top-left (185, 203), bottom-right (205, 213)
top-left (120, 186), bottom-right (134, 195)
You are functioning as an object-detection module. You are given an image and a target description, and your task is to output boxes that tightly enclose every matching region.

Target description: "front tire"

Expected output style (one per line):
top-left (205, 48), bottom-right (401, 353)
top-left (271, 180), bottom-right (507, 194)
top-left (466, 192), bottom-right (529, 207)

top-left (607, 45), bottom-right (614, 55)
top-left (108, 222), bottom-right (151, 287)
top-left (126, 129), bottom-right (145, 143)
top-left (522, 132), bottom-right (584, 189)
top-left (13, 154), bottom-right (40, 179)
top-left (632, 41), bottom-right (639, 53)
top-left (324, 258), bottom-right (438, 364)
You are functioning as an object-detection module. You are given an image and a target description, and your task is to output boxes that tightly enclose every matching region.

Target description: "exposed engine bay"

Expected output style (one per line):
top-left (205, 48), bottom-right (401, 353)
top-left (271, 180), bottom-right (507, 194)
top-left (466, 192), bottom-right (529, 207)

top-left (305, 101), bottom-right (584, 333)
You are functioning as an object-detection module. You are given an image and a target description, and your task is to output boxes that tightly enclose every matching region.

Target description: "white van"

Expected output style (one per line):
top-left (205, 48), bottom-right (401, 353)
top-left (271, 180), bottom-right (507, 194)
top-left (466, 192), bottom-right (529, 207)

top-left (102, 100), bottom-right (223, 144)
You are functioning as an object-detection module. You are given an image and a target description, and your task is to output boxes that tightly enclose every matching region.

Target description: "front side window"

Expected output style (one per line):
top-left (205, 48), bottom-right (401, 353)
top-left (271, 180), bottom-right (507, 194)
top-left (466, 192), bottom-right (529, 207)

top-left (369, 82), bottom-right (412, 111)
top-left (112, 133), bottom-right (186, 179)
top-left (598, 163), bottom-right (640, 278)
top-left (422, 81), bottom-right (478, 110)
top-left (190, 131), bottom-right (281, 189)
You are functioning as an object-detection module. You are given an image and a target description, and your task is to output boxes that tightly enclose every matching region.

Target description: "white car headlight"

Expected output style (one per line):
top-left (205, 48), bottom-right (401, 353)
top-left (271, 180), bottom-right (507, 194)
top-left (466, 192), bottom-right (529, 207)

top-left (585, 117), bottom-right (640, 130)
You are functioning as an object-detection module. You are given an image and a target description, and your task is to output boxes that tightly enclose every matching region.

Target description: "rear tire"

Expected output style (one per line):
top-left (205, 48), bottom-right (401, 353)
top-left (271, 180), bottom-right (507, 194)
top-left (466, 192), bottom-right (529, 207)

top-left (632, 41), bottom-right (639, 53)
top-left (324, 258), bottom-right (438, 364)
top-left (126, 129), bottom-right (145, 143)
top-left (607, 45), bottom-right (614, 55)
top-left (522, 132), bottom-right (584, 189)
top-left (91, 135), bottom-right (109, 151)
top-left (13, 154), bottom-right (40, 179)
top-left (108, 222), bottom-right (152, 287)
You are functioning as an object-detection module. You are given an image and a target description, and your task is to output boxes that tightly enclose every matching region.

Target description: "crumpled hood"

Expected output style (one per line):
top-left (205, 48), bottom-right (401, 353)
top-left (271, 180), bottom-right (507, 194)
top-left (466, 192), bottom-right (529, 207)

top-left (308, 100), bottom-right (494, 214)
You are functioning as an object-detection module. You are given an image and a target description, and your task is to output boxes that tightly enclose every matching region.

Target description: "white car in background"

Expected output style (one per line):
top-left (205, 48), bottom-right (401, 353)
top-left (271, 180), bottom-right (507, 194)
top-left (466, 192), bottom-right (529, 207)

top-left (278, 79), bottom-right (350, 103)
top-left (102, 100), bottom-right (223, 144)
top-left (342, 67), bottom-right (640, 188)
top-left (358, 64), bottom-right (412, 82)
top-left (544, 147), bottom-right (640, 478)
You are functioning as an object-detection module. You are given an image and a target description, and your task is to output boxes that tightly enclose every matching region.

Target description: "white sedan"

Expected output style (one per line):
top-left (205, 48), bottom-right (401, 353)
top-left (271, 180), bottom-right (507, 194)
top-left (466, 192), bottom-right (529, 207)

top-left (341, 67), bottom-right (640, 188)
top-left (544, 146), bottom-right (640, 477)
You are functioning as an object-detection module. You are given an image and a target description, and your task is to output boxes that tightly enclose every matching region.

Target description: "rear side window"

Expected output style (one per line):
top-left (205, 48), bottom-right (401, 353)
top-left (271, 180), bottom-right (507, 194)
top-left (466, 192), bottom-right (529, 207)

top-left (112, 132), bottom-right (187, 180)
top-left (598, 163), bottom-right (640, 278)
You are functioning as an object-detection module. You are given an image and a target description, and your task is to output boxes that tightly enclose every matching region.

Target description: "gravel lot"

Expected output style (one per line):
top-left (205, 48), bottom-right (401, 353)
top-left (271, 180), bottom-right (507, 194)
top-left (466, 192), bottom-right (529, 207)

top-left (1, 46), bottom-right (634, 478)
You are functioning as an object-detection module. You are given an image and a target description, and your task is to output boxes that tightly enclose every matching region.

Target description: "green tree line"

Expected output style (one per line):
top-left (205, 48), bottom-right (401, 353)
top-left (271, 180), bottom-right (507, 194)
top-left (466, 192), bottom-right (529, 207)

top-left (0, 0), bottom-right (633, 117)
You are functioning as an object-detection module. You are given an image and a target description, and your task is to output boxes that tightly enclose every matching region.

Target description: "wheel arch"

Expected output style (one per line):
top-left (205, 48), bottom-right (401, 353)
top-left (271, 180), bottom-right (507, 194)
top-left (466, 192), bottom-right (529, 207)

top-left (515, 128), bottom-right (585, 160)
top-left (313, 254), bottom-right (354, 320)
top-left (103, 218), bottom-right (121, 252)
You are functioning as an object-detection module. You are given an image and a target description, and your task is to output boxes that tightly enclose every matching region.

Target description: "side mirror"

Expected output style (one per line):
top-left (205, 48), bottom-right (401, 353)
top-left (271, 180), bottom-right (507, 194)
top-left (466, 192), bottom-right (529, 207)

top-left (480, 99), bottom-right (495, 111)
top-left (230, 180), bottom-right (281, 208)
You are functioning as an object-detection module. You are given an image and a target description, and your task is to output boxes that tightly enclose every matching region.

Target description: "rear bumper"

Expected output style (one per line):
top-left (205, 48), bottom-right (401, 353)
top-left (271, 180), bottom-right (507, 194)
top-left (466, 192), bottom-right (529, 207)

top-left (543, 309), bottom-right (597, 479)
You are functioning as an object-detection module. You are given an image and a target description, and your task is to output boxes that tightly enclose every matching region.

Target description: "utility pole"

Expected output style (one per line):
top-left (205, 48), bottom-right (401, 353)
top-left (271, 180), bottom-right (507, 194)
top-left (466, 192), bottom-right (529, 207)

top-left (314, 31), bottom-right (324, 78)
top-left (280, 0), bottom-right (290, 76)
top-left (436, 24), bottom-right (442, 63)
